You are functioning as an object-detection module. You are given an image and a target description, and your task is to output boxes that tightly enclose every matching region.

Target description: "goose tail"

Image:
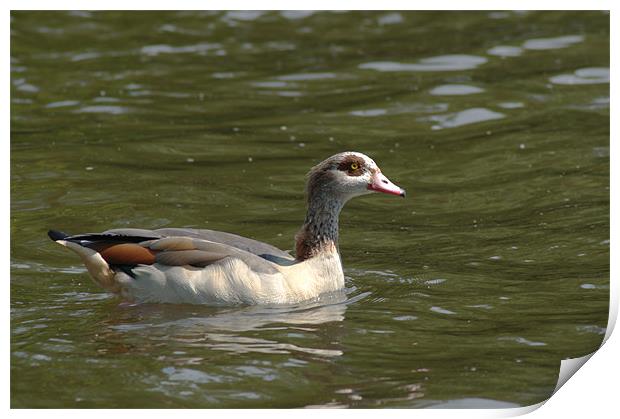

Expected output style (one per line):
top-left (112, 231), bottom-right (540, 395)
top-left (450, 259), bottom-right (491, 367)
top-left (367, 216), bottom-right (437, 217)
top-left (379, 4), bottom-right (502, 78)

top-left (48, 229), bottom-right (118, 292)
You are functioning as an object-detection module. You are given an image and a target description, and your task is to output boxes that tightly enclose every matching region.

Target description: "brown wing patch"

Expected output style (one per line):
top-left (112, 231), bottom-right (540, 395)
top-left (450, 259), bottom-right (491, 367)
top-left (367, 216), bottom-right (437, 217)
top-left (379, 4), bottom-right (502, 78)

top-left (337, 155), bottom-right (365, 176)
top-left (91, 243), bottom-right (159, 265)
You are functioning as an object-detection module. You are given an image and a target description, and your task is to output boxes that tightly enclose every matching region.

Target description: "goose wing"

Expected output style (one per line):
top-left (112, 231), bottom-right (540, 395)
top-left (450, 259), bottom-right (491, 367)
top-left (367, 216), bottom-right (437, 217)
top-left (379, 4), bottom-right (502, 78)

top-left (50, 229), bottom-right (285, 274)
top-left (140, 236), bottom-right (281, 274)
top-left (103, 227), bottom-right (294, 264)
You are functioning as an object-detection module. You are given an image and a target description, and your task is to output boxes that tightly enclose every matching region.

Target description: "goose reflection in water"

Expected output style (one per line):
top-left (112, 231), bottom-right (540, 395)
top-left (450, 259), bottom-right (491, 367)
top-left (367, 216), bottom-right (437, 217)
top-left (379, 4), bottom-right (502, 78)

top-left (97, 288), bottom-right (368, 358)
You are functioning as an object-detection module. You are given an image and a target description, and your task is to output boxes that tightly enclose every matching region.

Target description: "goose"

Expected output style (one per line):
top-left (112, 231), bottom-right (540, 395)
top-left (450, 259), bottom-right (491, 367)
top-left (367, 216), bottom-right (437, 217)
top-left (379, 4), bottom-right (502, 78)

top-left (48, 151), bottom-right (405, 305)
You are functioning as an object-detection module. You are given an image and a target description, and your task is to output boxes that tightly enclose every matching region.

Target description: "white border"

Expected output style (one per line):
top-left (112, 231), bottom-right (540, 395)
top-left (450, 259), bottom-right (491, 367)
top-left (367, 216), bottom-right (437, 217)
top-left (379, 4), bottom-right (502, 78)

top-left (5, 0), bottom-right (617, 11)
top-left (6, 2), bottom-right (616, 418)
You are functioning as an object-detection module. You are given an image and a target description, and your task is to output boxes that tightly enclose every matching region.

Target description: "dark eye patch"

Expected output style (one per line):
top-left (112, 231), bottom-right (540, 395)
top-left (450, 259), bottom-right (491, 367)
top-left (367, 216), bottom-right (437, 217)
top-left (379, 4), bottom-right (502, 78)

top-left (337, 155), bottom-right (365, 176)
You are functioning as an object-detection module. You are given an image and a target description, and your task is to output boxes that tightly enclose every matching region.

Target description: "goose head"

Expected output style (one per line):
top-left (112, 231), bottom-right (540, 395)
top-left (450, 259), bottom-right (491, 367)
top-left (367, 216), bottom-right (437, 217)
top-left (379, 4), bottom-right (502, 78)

top-left (296, 152), bottom-right (405, 260)
top-left (306, 151), bottom-right (405, 204)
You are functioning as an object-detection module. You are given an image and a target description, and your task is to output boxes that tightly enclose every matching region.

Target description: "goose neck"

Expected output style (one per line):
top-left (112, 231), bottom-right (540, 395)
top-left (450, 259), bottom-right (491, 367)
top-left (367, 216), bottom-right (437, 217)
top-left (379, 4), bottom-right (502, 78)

top-left (295, 194), bottom-right (343, 261)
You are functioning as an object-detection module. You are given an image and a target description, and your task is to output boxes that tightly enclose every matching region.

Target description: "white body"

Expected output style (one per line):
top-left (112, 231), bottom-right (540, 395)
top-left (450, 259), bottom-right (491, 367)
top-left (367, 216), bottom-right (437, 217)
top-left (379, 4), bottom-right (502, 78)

top-left (61, 239), bottom-right (344, 305)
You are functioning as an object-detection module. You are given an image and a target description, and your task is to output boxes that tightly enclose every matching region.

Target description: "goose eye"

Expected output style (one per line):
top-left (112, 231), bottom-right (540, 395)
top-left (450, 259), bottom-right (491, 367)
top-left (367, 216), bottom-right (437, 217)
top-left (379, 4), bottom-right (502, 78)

top-left (350, 162), bottom-right (359, 170)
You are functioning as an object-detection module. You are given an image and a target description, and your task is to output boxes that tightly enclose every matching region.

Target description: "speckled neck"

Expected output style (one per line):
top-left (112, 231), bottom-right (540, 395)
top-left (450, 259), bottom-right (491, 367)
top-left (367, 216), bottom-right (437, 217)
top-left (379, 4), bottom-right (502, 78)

top-left (295, 192), bottom-right (344, 261)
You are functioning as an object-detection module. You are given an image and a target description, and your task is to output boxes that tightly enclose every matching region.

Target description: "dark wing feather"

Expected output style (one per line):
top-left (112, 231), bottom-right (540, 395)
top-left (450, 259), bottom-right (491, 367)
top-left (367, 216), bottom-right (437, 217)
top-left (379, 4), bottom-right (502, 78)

top-left (142, 237), bottom-right (281, 274)
top-left (50, 227), bottom-right (294, 271)
top-left (105, 227), bottom-right (294, 263)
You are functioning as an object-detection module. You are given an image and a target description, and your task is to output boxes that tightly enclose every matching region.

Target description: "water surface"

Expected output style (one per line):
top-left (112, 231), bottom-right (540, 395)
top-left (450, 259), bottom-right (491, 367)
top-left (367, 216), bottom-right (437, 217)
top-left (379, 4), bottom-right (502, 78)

top-left (11, 11), bottom-right (609, 408)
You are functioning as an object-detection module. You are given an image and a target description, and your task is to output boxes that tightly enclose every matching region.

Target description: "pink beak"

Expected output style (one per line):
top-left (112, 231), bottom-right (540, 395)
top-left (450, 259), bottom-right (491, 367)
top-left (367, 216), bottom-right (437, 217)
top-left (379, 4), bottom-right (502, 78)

top-left (367, 171), bottom-right (406, 197)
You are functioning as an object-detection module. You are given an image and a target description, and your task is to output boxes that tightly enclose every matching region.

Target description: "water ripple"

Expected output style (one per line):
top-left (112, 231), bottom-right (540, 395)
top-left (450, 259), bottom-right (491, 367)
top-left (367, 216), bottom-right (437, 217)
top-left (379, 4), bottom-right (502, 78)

top-left (162, 366), bottom-right (226, 384)
top-left (350, 103), bottom-right (448, 118)
top-left (73, 105), bottom-right (130, 115)
top-left (377, 12), bottom-right (403, 25)
top-left (359, 54), bottom-right (487, 72)
top-left (487, 45), bottom-right (523, 57)
top-left (497, 101), bottom-right (525, 109)
top-left (71, 52), bottom-right (102, 62)
top-left (522, 35), bottom-right (584, 50)
top-left (498, 336), bottom-right (547, 347)
top-left (251, 81), bottom-right (291, 88)
top-left (276, 72), bottom-right (338, 81)
top-left (141, 42), bottom-right (222, 56)
top-left (280, 11), bottom-right (315, 20)
top-left (430, 306), bottom-right (456, 315)
top-left (224, 11), bottom-right (265, 22)
top-left (550, 67), bottom-right (610, 85)
top-left (429, 84), bottom-right (484, 96)
top-left (45, 100), bottom-right (80, 108)
top-left (426, 107), bottom-right (505, 129)
top-left (350, 109), bottom-right (387, 117)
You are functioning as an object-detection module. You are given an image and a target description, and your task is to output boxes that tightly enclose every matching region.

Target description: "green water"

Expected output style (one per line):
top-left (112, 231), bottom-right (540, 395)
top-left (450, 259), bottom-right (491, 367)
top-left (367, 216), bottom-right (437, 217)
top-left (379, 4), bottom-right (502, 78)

top-left (11, 11), bottom-right (609, 408)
